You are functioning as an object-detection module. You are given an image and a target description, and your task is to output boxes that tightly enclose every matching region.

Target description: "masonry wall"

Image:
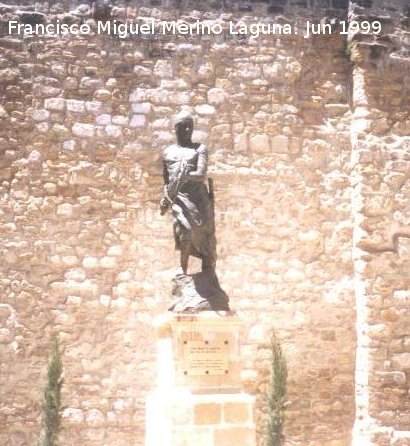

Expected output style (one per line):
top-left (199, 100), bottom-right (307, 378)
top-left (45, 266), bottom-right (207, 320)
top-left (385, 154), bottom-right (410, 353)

top-left (0, 1), bottom-right (407, 446)
top-left (349, 1), bottom-right (410, 445)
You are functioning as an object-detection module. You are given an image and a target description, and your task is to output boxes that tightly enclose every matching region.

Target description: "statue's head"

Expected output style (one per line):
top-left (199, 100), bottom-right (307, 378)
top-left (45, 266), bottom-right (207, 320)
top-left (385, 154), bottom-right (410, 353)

top-left (173, 110), bottom-right (194, 144)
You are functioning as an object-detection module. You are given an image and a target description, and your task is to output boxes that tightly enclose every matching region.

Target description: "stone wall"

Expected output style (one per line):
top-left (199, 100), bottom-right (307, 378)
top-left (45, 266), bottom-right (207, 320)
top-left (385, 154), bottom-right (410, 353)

top-left (348, 1), bottom-right (410, 445)
top-left (0, 1), bottom-right (408, 445)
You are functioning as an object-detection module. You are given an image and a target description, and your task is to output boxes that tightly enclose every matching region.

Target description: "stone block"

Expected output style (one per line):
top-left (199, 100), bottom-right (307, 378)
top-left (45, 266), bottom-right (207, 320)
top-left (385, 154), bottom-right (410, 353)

top-left (271, 135), bottom-right (289, 153)
top-left (161, 79), bottom-right (189, 90)
top-left (82, 257), bottom-right (99, 269)
top-left (173, 428), bottom-right (212, 446)
top-left (392, 431), bottom-right (410, 445)
top-left (154, 60), bottom-right (173, 78)
top-left (233, 63), bottom-right (261, 80)
top-left (393, 119), bottom-right (410, 135)
top-left (85, 409), bottom-right (105, 427)
top-left (85, 101), bottom-right (104, 114)
top-left (100, 256), bottom-right (118, 268)
top-left (325, 103), bottom-right (350, 117)
top-left (146, 391), bottom-right (255, 446)
top-left (263, 62), bottom-right (284, 81)
top-left (44, 97), bottom-right (66, 111)
top-left (93, 89), bottom-right (111, 101)
top-left (31, 109), bottom-right (50, 121)
top-left (192, 130), bottom-right (208, 142)
top-left (36, 122), bottom-right (50, 133)
top-left (62, 139), bottom-right (77, 151)
top-left (130, 114), bottom-right (146, 127)
top-left (195, 104), bottom-right (216, 116)
top-left (61, 255), bottom-right (79, 267)
top-left (67, 99), bottom-right (85, 113)
top-left (66, 295), bottom-right (82, 305)
top-left (223, 401), bottom-right (250, 424)
top-left (285, 61), bottom-right (302, 81)
top-left (57, 203), bottom-right (73, 216)
top-left (63, 77), bottom-right (78, 90)
top-left (0, 105), bottom-right (8, 117)
top-left (96, 114), bottom-right (112, 125)
top-left (62, 407), bottom-right (84, 423)
top-left (213, 427), bottom-right (255, 446)
top-left (99, 295), bottom-right (111, 307)
top-left (194, 403), bottom-right (221, 425)
top-left (391, 353), bottom-right (410, 370)
top-left (129, 87), bottom-right (146, 102)
top-left (72, 123), bottom-right (95, 138)
top-left (208, 88), bottom-right (229, 105)
top-left (233, 133), bottom-right (248, 152)
top-left (105, 125), bottom-right (122, 138)
top-left (131, 102), bottom-right (152, 114)
top-left (134, 65), bottom-right (152, 77)
top-left (380, 308), bottom-right (399, 322)
top-left (112, 115), bottom-right (129, 126)
top-left (376, 371), bottom-right (406, 386)
top-left (80, 77), bottom-right (102, 89)
top-left (152, 118), bottom-right (170, 129)
top-left (197, 62), bottom-right (214, 81)
top-left (50, 62), bottom-right (66, 78)
top-left (249, 134), bottom-right (269, 153)
top-left (154, 131), bottom-right (174, 144)
top-left (168, 91), bottom-right (192, 105)
top-left (0, 68), bottom-right (20, 83)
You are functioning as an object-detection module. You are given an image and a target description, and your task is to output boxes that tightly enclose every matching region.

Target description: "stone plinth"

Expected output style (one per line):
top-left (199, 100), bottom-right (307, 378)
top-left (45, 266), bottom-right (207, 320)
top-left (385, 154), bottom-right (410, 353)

top-left (145, 312), bottom-right (256, 446)
top-left (155, 311), bottom-right (243, 392)
top-left (146, 390), bottom-right (255, 446)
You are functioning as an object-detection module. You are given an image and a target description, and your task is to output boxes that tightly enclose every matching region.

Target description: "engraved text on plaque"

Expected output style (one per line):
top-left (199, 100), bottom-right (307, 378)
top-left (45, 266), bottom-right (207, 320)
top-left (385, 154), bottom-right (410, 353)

top-left (182, 340), bottom-right (229, 376)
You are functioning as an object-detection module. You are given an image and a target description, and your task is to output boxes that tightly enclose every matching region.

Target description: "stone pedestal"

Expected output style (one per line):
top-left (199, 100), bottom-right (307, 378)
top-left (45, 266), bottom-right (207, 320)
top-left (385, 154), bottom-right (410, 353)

top-left (145, 312), bottom-right (256, 446)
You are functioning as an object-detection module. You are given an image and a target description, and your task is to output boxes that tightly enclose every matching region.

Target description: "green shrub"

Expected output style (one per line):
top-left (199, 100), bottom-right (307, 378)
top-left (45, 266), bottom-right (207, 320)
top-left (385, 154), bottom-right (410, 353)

top-left (39, 335), bottom-right (63, 446)
top-left (266, 333), bottom-right (287, 446)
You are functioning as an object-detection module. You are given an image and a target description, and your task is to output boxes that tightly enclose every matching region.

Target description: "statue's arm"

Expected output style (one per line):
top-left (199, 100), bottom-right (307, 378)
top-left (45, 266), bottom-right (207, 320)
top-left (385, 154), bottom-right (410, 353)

top-left (160, 157), bottom-right (171, 214)
top-left (187, 145), bottom-right (207, 182)
top-left (162, 159), bottom-right (169, 186)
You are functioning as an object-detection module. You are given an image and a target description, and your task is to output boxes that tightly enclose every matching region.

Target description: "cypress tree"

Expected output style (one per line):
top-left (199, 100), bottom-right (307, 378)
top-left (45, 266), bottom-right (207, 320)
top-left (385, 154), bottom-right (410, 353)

top-left (40, 335), bottom-right (63, 446)
top-left (266, 333), bottom-right (287, 446)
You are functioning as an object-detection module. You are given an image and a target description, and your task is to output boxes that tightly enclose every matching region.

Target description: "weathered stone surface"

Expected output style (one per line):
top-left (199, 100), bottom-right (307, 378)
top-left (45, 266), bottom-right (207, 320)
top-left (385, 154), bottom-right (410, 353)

top-left (169, 272), bottom-right (229, 312)
top-left (44, 97), bottom-right (66, 111)
top-left (66, 99), bottom-right (86, 113)
top-left (72, 123), bottom-right (95, 138)
top-left (208, 88), bottom-right (229, 105)
top-left (154, 60), bottom-right (173, 78)
top-left (131, 102), bottom-right (152, 114)
top-left (130, 114), bottom-right (146, 127)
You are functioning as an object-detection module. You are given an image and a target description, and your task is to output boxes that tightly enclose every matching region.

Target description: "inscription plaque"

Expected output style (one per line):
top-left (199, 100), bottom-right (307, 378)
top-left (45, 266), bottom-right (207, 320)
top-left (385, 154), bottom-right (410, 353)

top-left (182, 340), bottom-right (229, 376)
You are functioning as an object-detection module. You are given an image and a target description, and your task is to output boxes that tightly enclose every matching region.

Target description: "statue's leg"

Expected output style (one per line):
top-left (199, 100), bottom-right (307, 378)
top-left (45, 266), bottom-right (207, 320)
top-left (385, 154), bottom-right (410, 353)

top-left (201, 232), bottom-right (217, 273)
top-left (180, 242), bottom-right (191, 275)
top-left (201, 255), bottom-right (216, 272)
top-left (174, 222), bottom-right (191, 275)
top-left (202, 255), bottom-right (220, 288)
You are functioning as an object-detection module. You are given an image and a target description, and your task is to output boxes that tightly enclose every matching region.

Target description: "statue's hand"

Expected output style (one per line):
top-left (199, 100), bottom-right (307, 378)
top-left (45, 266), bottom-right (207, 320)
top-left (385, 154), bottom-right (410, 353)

top-left (160, 197), bottom-right (170, 215)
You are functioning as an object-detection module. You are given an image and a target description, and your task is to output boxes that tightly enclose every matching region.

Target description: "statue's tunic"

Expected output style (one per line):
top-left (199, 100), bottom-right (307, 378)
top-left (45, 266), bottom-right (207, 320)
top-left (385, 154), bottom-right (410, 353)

top-left (163, 144), bottom-right (216, 262)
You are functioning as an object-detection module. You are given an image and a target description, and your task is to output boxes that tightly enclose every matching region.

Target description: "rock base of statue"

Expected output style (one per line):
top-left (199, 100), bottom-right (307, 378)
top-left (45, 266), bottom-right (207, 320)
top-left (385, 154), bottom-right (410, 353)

top-left (145, 312), bottom-right (256, 446)
top-left (168, 271), bottom-right (230, 312)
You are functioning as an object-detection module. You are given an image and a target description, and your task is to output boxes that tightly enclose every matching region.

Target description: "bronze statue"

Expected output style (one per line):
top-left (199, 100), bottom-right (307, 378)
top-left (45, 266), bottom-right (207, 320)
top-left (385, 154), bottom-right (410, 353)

top-left (160, 111), bottom-right (229, 312)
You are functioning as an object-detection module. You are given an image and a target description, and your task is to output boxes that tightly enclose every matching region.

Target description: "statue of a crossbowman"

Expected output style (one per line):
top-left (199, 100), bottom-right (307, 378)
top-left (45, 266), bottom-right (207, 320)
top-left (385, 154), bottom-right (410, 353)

top-left (160, 110), bottom-right (229, 312)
